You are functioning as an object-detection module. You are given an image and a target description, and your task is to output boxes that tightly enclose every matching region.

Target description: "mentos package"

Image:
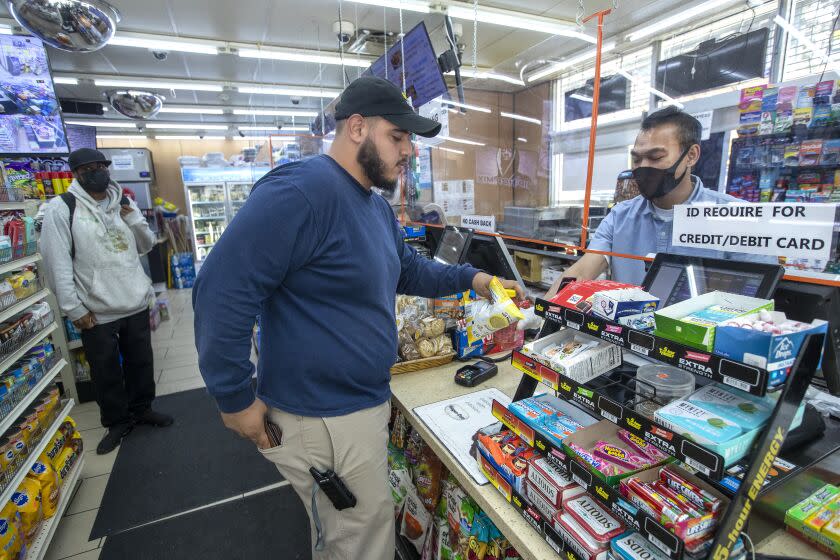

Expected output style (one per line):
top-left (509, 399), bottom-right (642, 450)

top-left (508, 395), bottom-right (593, 449)
top-left (687, 384), bottom-right (775, 431)
top-left (563, 494), bottom-right (625, 545)
top-left (611, 532), bottom-right (669, 560)
top-left (526, 457), bottom-right (584, 508)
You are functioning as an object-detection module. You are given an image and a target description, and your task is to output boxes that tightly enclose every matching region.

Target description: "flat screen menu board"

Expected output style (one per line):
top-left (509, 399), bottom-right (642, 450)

top-left (365, 22), bottom-right (447, 109)
top-left (0, 35), bottom-right (68, 155)
top-left (66, 124), bottom-right (97, 151)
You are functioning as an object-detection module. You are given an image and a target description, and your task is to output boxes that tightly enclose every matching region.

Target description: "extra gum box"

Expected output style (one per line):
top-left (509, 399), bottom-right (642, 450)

top-left (563, 494), bottom-right (626, 544)
top-left (527, 456), bottom-right (584, 508)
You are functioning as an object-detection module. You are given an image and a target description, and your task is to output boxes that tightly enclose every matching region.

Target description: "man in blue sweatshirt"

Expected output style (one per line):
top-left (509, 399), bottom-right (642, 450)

top-left (193, 76), bottom-right (522, 559)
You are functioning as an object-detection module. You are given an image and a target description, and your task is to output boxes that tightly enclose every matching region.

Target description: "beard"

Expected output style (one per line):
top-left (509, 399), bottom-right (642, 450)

top-left (357, 136), bottom-right (402, 197)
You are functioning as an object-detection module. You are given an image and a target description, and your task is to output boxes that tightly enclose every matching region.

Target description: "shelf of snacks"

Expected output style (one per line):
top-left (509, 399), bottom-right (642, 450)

top-left (0, 253), bottom-right (40, 276)
top-left (0, 323), bottom-right (58, 378)
top-left (0, 288), bottom-right (49, 326)
top-left (485, 396), bottom-right (737, 559)
top-left (0, 355), bottom-right (66, 436)
top-left (66, 339), bottom-right (82, 350)
top-left (0, 399), bottom-right (74, 507)
top-left (25, 454), bottom-right (85, 560)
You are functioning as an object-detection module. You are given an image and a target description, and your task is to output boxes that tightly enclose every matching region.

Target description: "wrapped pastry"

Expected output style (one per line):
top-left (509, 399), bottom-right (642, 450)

top-left (400, 341), bottom-right (422, 362)
top-left (420, 317), bottom-right (446, 339)
top-left (418, 338), bottom-right (436, 358)
top-left (432, 334), bottom-right (454, 356)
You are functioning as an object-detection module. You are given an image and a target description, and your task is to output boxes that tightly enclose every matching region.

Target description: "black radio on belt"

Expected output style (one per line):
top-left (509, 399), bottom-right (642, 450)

top-left (309, 467), bottom-right (357, 510)
top-left (455, 361), bottom-right (498, 387)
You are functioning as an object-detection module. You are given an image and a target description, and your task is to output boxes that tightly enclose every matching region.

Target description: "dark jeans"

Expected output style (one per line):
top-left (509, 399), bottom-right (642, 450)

top-left (81, 309), bottom-right (155, 427)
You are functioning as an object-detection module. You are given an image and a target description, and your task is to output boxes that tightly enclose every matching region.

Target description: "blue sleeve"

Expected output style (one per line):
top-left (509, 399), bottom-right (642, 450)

top-left (587, 208), bottom-right (615, 252)
top-left (193, 180), bottom-right (319, 413)
top-left (392, 220), bottom-right (479, 297)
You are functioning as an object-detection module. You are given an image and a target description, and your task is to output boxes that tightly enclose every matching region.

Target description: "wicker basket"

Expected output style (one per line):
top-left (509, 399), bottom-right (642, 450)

top-left (391, 352), bottom-right (456, 375)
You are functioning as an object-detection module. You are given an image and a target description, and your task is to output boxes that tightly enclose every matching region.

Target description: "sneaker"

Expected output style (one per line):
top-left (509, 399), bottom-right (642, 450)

top-left (97, 423), bottom-right (132, 455)
top-left (135, 409), bottom-right (174, 427)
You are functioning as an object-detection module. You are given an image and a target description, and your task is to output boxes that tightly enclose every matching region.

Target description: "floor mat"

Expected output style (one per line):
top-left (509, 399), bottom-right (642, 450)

top-left (91, 388), bottom-right (284, 539)
top-left (99, 487), bottom-right (310, 559)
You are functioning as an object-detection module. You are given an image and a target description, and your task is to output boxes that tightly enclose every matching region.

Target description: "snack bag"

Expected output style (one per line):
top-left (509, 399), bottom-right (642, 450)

top-left (42, 431), bottom-right (66, 470)
top-left (27, 454), bottom-right (59, 518)
top-left (401, 486), bottom-right (432, 553)
top-left (466, 278), bottom-right (524, 344)
top-left (412, 444), bottom-right (444, 512)
top-left (53, 447), bottom-right (77, 487)
top-left (10, 478), bottom-right (42, 545)
top-left (66, 430), bottom-right (83, 455)
top-left (0, 503), bottom-right (23, 560)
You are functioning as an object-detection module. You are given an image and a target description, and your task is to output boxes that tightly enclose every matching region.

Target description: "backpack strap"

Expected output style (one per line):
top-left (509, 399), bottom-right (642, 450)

top-left (59, 192), bottom-right (76, 259)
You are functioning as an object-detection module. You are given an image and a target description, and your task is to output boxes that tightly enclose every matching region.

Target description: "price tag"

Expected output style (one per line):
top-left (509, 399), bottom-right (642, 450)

top-left (597, 396), bottom-right (623, 425)
top-left (567, 320), bottom-right (581, 330)
top-left (648, 534), bottom-right (673, 557)
top-left (683, 457), bottom-right (712, 476)
top-left (630, 343), bottom-right (651, 356)
top-left (601, 410), bottom-right (619, 423)
top-left (723, 376), bottom-right (752, 392)
top-left (572, 473), bottom-right (588, 490)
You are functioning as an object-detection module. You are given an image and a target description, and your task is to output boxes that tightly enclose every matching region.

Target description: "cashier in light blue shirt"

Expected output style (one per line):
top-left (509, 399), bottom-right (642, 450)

top-left (548, 106), bottom-right (773, 293)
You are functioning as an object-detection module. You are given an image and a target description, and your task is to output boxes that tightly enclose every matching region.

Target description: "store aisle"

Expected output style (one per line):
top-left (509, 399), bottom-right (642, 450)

top-left (44, 289), bottom-right (207, 560)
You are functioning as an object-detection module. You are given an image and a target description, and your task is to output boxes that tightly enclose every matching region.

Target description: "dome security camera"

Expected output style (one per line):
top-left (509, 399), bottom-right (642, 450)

top-left (151, 50), bottom-right (169, 61)
top-left (290, 96), bottom-right (302, 105)
top-left (332, 20), bottom-right (355, 45)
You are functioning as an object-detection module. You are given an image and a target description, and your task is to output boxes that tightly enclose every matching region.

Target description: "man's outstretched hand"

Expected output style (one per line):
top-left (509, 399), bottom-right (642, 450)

top-left (471, 271), bottom-right (525, 300)
top-left (221, 398), bottom-right (271, 449)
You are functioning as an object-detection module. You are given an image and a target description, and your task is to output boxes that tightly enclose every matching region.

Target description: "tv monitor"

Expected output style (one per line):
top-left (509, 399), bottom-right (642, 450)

top-left (564, 74), bottom-right (628, 122)
top-left (433, 226), bottom-right (473, 266)
top-left (465, 233), bottom-right (524, 286)
top-left (0, 34), bottom-right (68, 155)
top-left (641, 253), bottom-right (784, 308)
top-left (655, 27), bottom-right (769, 98)
top-left (365, 22), bottom-right (447, 109)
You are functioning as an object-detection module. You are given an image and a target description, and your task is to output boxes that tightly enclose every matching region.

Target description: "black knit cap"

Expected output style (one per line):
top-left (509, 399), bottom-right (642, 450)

top-left (68, 148), bottom-right (111, 171)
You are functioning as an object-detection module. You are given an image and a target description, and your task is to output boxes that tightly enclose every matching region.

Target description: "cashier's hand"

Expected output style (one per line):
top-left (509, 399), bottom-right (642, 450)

top-left (471, 272), bottom-right (525, 301)
top-left (119, 204), bottom-right (133, 218)
top-left (221, 398), bottom-right (271, 450)
top-left (72, 312), bottom-right (97, 330)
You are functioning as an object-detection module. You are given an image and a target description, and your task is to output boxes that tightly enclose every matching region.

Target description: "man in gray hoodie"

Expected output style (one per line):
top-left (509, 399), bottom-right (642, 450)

top-left (40, 148), bottom-right (173, 455)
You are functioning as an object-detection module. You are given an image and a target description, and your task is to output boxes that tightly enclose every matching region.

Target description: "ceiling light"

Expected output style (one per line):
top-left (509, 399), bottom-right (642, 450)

top-left (774, 15), bottom-right (840, 76)
top-left (66, 120), bottom-right (137, 128)
top-left (53, 77), bottom-right (78, 85)
top-left (500, 111), bottom-right (541, 125)
top-left (235, 136), bottom-right (272, 141)
top-left (445, 3), bottom-right (594, 41)
top-left (146, 123), bottom-right (230, 130)
top-left (435, 146), bottom-right (465, 155)
top-left (439, 99), bottom-right (491, 113)
top-left (625, 0), bottom-right (733, 42)
top-left (449, 68), bottom-right (525, 86)
top-left (237, 85), bottom-right (339, 98)
top-left (615, 69), bottom-right (684, 108)
top-left (438, 135), bottom-right (485, 146)
top-left (527, 40), bottom-right (616, 82)
top-left (239, 125), bottom-right (310, 131)
top-left (96, 135), bottom-right (148, 140)
top-left (153, 135), bottom-right (228, 140)
top-left (0, 25), bottom-right (11, 35)
top-left (238, 48), bottom-right (371, 67)
top-left (158, 106), bottom-right (225, 115)
top-left (517, 137), bottom-right (528, 143)
top-left (233, 109), bottom-right (318, 117)
top-left (108, 33), bottom-right (219, 55)
top-left (343, 0), bottom-right (430, 13)
top-left (94, 78), bottom-right (224, 92)
top-left (569, 93), bottom-right (594, 102)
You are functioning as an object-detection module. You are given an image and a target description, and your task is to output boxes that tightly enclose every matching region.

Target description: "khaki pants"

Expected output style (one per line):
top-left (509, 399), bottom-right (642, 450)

top-left (259, 401), bottom-right (394, 560)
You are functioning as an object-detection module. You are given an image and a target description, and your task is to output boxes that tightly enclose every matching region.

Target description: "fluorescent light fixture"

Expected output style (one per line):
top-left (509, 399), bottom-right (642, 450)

top-left (615, 68), bottom-right (684, 108)
top-left (774, 15), bottom-right (840, 76)
top-left (527, 40), bottom-right (616, 82)
top-left (233, 109), bottom-right (318, 117)
top-left (450, 68), bottom-right (525, 86)
top-left (146, 123), bottom-right (230, 130)
top-left (94, 78), bottom-right (224, 92)
top-left (96, 135), bottom-right (148, 140)
top-left (237, 85), bottom-right (339, 98)
top-left (445, 3), bottom-right (595, 41)
top-left (108, 33), bottom-right (219, 55)
top-left (53, 77), bottom-right (78, 85)
top-left (153, 135), bottom-right (227, 140)
top-left (0, 25), bottom-right (11, 35)
top-left (439, 99), bottom-right (491, 113)
top-left (500, 111), bottom-right (542, 125)
top-left (235, 136), bottom-right (272, 141)
top-left (238, 48), bottom-right (371, 67)
top-left (438, 135), bottom-right (485, 146)
top-left (158, 106), bottom-right (225, 115)
top-left (626, 0), bottom-right (733, 42)
top-left (343, 0), bottom-right (430, 13)
top-left (239, 125), bottom-right (311, 131)
top-left (66, 120), bottom-right (137, 128)
top-left (517, 137), bottom-right (527, 143)
top-left (435, 146), bottom-right (465, 155)
top-left (569, 93), bottom-right (593, 102)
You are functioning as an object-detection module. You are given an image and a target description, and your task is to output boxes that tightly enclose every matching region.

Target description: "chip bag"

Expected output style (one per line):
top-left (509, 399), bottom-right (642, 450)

top-left (10, 478), bottom-right (42, 544)
top-left (0, 503), bottom-right (23, 560)
top-left (53, 447), bottom-right (77, 487)
top-left (27, 454), bottom-right (59, 518)
top-left (43, 431), bottom-right (66, 470)
top-left (466, 278), bottom-right (524, 344)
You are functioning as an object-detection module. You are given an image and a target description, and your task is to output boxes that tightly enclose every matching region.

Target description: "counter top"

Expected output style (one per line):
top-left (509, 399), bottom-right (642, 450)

top-left (390, 359), bottom-right (558, 560)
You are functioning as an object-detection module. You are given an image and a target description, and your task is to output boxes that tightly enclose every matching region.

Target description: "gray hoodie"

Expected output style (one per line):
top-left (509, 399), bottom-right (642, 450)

top-left (40, 179), bottom-right (156, 324)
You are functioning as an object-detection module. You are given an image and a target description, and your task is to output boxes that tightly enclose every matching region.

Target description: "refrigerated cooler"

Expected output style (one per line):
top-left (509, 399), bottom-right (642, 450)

top-left (181, 166), bottom-right (270, 262)
top-left (99, 147), bottom-right (155, 209)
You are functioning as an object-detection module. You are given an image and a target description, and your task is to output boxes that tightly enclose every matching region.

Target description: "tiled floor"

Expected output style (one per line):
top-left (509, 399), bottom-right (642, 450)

top-left (44, 289), bottom-right (206, 560)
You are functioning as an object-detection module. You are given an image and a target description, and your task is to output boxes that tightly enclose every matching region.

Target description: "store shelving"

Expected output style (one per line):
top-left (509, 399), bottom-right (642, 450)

top-left (0, 322), bottom-right (58, 377)
top-left (189, 201), bottom-right (226, 206)
top-left (0, 357), bottom-right (66, 437)
top-left (25, 454), bottom-right (84, 560)
top-left (0, 201), bottom-right (26, 210)
top-left (193, 216), bottom-right (225, 220)
top-left (67, 339), bottom-right (82, 350)
top-left (0, 253), bottom-right (40, 276)
top-left (0, 399), bottom-right (75, 507)
top-left (0, 288), bottom-right (49, 324)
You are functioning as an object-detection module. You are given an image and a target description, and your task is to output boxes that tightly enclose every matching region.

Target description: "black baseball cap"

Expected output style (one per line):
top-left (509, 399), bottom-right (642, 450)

top-left (334, 76), bottom-right (441, 138)
top-left (68, 148), bottom-right (111, 171)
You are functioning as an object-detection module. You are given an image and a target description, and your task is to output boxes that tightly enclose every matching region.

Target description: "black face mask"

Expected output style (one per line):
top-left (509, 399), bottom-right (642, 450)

top-left (632, 147), bottom-right (690, 201)
top-left (78, 168), bottom-right (110, 193)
